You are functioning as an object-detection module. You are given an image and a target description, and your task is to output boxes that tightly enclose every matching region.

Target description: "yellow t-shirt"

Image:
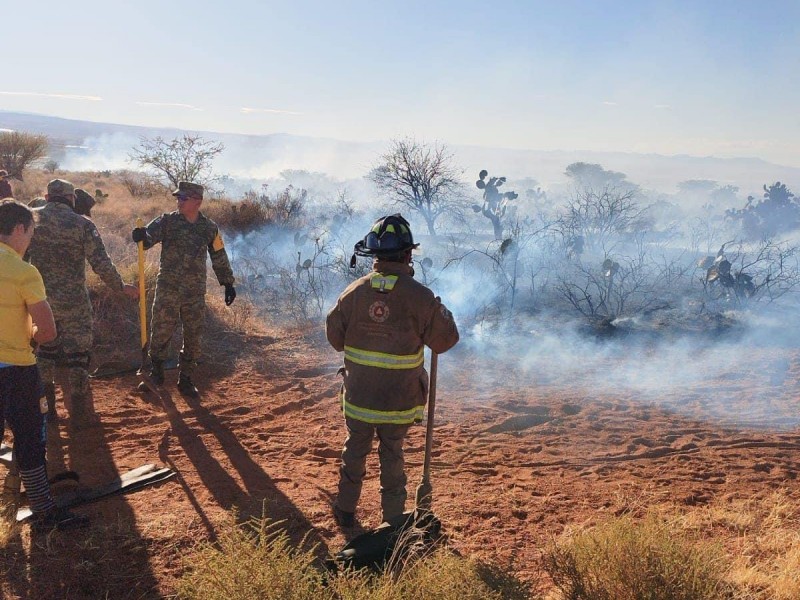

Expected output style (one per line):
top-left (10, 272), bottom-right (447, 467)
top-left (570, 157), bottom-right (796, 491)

top-left (0, 241), bottom-right (47, 366)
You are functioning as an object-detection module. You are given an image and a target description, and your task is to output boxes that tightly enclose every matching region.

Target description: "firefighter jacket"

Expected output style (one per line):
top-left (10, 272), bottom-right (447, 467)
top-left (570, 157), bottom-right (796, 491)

top-left (326, 259), bottom-right (459, 425)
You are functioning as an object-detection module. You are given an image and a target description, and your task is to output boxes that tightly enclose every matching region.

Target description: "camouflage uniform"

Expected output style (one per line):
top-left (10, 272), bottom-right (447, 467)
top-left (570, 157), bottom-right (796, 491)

top-left (27, 188), bottom-right (126, 420)
top-left (140, 211), bottom-right (234, 377)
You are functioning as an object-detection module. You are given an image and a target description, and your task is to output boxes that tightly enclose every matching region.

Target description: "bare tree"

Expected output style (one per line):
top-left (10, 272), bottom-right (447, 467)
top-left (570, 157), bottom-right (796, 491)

top-left (558, 186), bottom-right (649, 255)
top-left (699, 239), bottom-right (800, 304)
top-left (369, 138), bottom-right (464, 235)
top-left (130, 134), bottom-right (224, 188)
top-left (0, 131), bottom-right (49, 179)
top-left (557, 251), bottom-right (678, 319)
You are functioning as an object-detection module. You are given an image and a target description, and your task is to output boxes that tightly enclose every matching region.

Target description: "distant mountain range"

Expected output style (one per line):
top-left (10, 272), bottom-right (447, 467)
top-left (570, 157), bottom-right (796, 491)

top-left (2, 110), bottom-right (798, 196)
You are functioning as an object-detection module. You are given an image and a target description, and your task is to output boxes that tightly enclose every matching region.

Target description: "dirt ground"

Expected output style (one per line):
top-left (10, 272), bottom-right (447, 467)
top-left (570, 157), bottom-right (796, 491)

top-left (2, 319), bottom-right (800, 599)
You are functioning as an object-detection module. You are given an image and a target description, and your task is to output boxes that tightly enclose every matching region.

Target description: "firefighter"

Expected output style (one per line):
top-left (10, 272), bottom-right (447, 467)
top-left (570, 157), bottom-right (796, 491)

top-left (326, 214), bottom-right (459, 527)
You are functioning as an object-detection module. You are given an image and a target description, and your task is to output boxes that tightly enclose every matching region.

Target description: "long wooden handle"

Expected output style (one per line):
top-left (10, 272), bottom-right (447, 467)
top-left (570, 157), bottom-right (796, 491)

top-left (136, 218), bottom-right (147, 350)
top-left (422, 350), bottom-right (438, 481)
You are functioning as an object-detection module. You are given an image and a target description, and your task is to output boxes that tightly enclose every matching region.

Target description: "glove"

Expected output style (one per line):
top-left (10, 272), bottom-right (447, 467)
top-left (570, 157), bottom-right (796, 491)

top-left (224, 284), bottom-right (236, 306)
top-left (132, 227), bottom-right (148, 243)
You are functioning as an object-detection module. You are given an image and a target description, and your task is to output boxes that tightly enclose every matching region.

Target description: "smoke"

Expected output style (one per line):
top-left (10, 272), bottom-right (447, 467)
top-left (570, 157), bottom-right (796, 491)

top-left (59, 132), bottom-right (136, 171)
top-left (57, 130), bottom-right (800, 433)
top-left (222, 191), bottom-right (800, 433)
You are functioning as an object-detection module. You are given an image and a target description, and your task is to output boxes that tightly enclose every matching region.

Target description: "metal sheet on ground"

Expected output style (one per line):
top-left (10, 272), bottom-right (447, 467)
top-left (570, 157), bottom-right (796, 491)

top-left (0, 444), bottom-right (11, 467)
top-left (15, 463), bottom-right (176, 522)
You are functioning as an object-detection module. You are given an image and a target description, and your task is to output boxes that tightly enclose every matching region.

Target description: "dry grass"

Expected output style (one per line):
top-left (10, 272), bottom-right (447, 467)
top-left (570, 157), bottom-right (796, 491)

top-left (542, 492), bottom-right (800, 600)
top-left (204, 196), bottom-right (271, 234)
top-left (0, 503), bottom-right (18, 548)
top-left (543, 511), bottom-right (733, 600)
top-left (178, 514), bottom-right (528, 600)
top-left (681, 491), bottom-right (800, 600)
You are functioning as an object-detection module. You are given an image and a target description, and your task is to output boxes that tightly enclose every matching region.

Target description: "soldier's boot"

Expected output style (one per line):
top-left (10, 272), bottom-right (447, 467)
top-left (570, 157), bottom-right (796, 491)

top-left (149, 359), bottom-right (165, 386)
top-left (68, 367), bottom-right (100, 428)
top-left (44, 383), bottom-right (57, 419)
top-left (136, 359), bottom-right (164, 392)
top-left (177, 373), bottom-right (200, 399)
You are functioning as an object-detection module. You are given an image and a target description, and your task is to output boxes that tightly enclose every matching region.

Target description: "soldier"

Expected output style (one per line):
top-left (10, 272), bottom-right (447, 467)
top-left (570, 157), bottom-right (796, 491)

top-left (73, 189), bottom-right (96, 218)
top-left (27, 179), bottom-right (138, 425)
top-left (326, 214), bottom-right (459, 527)
top-left (0, 200), bottom-right (88, 530)
top-left (131, 181), bottom-right (236, 398)
top-left (27, 197), bottom-right (47, 209)
top-left (0, 170), bottom-right (12, 199)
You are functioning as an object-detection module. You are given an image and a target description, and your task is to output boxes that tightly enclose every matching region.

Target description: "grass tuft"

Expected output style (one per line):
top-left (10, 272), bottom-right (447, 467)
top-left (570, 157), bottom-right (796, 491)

top-left (542, 511), bottom-right (733, 600)
top-left (178, 514), bottom-right (528, 600)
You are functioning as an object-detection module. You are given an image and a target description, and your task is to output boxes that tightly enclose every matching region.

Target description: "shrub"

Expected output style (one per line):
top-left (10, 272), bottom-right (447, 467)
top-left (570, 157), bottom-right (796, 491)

top-left (725, 182), bottom-right (800, 240)
top-left (178, 515), bottom-right (529, 600)
top-left (543, 513), bottom-right (733, 600)
top-left (0, 131), bottom-right (48, 179)
top-left (178, 517), bottom-right (327, 600)
top-left (118, 169), bottom-right (165, 198)
top-left (204, 196), bottom-right (270, 234)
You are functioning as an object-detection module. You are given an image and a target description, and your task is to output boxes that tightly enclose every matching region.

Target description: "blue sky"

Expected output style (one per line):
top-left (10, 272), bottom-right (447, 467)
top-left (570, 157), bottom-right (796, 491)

top-left (4, 1), bottom-right (799, 166)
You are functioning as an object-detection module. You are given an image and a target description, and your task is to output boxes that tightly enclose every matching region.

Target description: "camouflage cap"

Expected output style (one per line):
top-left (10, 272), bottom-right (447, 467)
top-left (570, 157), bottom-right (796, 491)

top-left (47, 178), bottom-right (75, 197)
top-left (74, 188), bottom-right (96, 217)
top-left (172, 181), bottom-right (204, 199)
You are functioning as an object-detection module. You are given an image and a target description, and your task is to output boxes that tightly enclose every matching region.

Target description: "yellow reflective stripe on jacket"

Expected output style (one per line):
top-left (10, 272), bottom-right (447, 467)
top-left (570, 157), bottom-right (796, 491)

top-left (370, 273), bottom-right (398, 291)
top-left (344, 345), bottom-right (424, 369)
top-left (340, 389), bottom-right (424, 424)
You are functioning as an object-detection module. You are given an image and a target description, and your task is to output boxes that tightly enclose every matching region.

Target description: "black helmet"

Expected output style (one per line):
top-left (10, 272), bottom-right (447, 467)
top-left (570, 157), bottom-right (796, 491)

top-left (353, 213), bottom-right (418, 258)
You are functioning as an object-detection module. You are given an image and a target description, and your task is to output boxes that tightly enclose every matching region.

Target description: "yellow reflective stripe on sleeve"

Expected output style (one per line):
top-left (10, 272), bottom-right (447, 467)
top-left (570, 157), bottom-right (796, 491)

top-left (212, 232), bottom-right (225, 252)
top-left (344, 345), bottom-right (424, 369)
top-left (370, 273), bottom-right (398, 291)
top-left (340, 390), bottom-right (424, 424)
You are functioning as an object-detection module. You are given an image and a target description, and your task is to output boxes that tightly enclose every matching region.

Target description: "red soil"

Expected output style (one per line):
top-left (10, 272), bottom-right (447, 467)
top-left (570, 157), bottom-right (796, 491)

top-left (2, 322), bottom-right (799, 598)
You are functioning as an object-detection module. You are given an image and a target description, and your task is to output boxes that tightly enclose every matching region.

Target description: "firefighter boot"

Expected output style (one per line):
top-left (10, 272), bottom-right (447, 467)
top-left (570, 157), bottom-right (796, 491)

top-left (177, 373), bottom-right (200, 399)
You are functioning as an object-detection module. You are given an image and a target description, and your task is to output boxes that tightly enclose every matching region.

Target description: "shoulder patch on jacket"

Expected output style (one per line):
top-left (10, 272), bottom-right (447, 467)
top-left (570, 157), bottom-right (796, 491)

top-left (211, 232), bottom-right (225, 252)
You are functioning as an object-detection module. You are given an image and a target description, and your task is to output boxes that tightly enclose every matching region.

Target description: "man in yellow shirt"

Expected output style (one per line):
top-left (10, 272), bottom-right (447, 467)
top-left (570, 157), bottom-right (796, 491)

top-left (0, 200), bottom-right (89, 531)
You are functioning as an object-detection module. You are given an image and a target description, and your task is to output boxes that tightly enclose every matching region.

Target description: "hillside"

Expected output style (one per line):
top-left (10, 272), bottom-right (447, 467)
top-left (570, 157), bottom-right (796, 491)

top-left (3, 110), bottom-right (799, 194)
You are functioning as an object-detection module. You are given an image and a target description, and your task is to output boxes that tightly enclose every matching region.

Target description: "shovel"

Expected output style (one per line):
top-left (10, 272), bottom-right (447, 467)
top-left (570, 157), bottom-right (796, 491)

top-left (414, 350), bottom-right (437, 512)
top-left (135, 218), bottom-right (159, 396)
top-left (330, 350), bottom-right (442, 572)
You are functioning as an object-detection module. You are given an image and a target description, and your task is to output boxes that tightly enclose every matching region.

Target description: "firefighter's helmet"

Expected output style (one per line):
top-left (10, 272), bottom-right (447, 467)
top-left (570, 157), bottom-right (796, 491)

top-left (353, 213), bottom-right (418, 257)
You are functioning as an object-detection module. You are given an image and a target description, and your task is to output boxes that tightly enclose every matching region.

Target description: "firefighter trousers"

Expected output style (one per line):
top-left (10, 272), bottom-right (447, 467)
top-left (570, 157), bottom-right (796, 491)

top-left (337, 417), bottom-right (411, 521)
